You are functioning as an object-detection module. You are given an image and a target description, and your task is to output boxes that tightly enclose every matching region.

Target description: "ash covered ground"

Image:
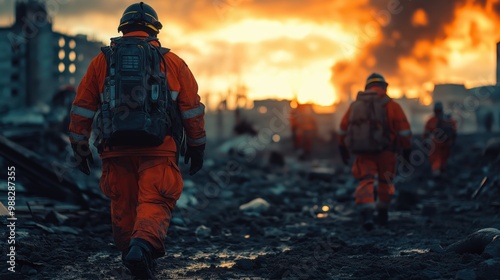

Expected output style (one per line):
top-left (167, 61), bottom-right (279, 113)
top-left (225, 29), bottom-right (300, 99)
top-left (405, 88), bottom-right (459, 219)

top-left (1, 133), bottom-right (500, 280)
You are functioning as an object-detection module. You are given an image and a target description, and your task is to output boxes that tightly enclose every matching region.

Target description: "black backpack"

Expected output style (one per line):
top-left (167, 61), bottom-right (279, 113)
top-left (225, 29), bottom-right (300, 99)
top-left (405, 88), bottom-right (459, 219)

top-left (436, 114), bottom-right (456, 141)
top-left (345, 91), bottom-right (391, 153)
top-left (96, 36), bottom-right (179, 148)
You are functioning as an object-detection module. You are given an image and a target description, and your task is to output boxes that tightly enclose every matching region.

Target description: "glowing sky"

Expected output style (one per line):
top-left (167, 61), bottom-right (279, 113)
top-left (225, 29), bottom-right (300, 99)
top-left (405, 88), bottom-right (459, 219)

top-left (1, 0), bottom-right (500, 108)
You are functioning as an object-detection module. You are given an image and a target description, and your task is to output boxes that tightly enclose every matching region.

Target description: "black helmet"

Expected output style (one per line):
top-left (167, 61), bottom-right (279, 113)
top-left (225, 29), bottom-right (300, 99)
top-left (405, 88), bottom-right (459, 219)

top-left (365, 72), bottom-right (388, 90)
top-left (118, 2), bottom-right (163, 34)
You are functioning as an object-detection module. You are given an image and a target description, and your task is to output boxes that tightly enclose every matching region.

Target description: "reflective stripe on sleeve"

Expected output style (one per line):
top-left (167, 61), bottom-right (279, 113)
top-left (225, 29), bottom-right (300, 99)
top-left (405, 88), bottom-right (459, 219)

top-left (71, 105), bottom-right (96, 119)
top-left (398, 129), bottom-right (412, 136)
top-left (187, 136), bottom-right (206, 145)
top-left (182, 104), bottom-right (205, 119)
top-left (171, 91), bottom-right (179, 101)
top-left (69, 132), bottom-right (88, 142)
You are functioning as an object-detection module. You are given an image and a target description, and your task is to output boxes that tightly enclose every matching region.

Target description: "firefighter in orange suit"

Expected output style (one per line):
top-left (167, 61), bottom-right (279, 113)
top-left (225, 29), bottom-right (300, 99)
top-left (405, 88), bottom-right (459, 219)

top-left (423, 101), bottom-right (457, 178)
top-left (294, 104), bottom-right (317, 159)
top-left (338, 73), bottom-right (411, 230)
top-left (69, 2), bottom-right (205, 278)
top-left (289, 105), bottom-right (299, 149)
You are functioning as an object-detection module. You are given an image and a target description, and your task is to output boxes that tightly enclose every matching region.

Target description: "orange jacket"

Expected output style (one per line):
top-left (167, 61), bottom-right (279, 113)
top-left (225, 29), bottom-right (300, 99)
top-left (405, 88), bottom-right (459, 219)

top-left (338, 87), bottom-right (411, 150)
top-left (424, 115), bottom-right (457, 142)
top-left (69, 31), bottom-right (206, 159)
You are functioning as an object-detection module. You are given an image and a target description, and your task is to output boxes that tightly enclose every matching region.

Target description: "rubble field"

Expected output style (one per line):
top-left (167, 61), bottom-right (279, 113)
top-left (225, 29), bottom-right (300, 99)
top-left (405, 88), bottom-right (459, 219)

top-left (1, 133), bottom-right (500, 280)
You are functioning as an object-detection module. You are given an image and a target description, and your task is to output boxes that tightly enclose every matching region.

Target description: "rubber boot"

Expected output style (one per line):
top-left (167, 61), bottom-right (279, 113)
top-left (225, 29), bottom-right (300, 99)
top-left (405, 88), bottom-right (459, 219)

top-left (360, 209), bottom-right (374, 231)
top-left (376, 207), bottom-right (388, 226)
top-left (124, 238), bottom-right (155, 280)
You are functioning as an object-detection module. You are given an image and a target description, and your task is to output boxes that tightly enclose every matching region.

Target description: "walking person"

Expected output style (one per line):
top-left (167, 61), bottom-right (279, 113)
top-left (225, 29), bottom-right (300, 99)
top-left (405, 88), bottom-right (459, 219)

top-left (69, 2), bottom-right (206, 278)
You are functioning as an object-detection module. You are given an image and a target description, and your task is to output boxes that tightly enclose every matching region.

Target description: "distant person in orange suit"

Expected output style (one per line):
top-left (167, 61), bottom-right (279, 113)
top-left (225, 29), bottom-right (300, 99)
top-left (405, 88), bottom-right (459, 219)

top-left (294, 104), bottom-right (317, 160)
top-left (423, 101), bottom-right (457, 178)
top-left (289, 104), bottom-right (300, 149)
top-left (338, 73), bottom-right (412, 230)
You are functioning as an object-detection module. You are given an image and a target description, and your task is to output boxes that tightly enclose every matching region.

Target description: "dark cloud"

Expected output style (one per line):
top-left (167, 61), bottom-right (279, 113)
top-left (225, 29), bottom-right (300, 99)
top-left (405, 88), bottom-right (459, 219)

top-left (331, 0), bottom-right (469, 100)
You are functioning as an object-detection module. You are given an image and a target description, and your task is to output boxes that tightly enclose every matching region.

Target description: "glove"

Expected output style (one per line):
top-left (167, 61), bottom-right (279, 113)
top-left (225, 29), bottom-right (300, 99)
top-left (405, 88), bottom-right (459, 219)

top-left (402, 149), bottom-right (411, 164)
top-left (184, 144), bottom-right (205, 175)
top-left (71, 142), bottom-right (94, 175)
top-left (339, 145), bottom-right (350, 166)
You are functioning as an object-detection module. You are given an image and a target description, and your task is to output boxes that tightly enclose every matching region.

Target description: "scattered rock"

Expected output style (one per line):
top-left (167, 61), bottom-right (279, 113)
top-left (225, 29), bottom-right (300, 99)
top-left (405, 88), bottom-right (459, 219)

top-left (239, 198), bottom-right (270, 214)
top-left (455, 268), bottom-right (477, 280)
top-left (446, 228), bottom-right (500, 254)
top-left (307, 166), bottom-right (335, 182)
top-left (476, 259), bottom-right (500, 280)
top-left (20, 265), bottom-right (37, 276)
top-left (483, 138), bottom-right (500, 160)
top-left (421, 203), bottom-right (438, 216)
top-left (482, 237), bottom-right (500, 258)
top-left (44, 210), bottom-right (69, 225)
top-left (395, 189), bottom-right (419, 210)
top-left (268, 151), bottom-right (285, 167)
top-left (195, 225), bottom-right (211, 238)
top-left (235, 258), bottom-right (254, 270)
top-left (420, 269), bottom-right (441, 279)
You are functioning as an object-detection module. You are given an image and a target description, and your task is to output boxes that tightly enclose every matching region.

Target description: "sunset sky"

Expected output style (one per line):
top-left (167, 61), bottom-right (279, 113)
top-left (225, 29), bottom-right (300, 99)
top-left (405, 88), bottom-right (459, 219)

top-left (1, 0), bottom-right (500, 108)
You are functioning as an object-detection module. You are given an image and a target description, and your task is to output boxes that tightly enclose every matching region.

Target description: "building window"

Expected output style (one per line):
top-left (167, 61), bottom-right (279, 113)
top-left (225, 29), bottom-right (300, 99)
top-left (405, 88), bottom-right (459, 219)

top-left (11, 89), bottom-right (18, 97)
top-left (11, 73), bottom-right (19, 81)
top-left (11, 58), bottom-right (19, 66)
top-left (69, 51), bottom-right (76, 61)
top-left (69, 64), bottom-right (76, 74)
top-left (69, 77), bottom-right (76, 85)
top-left (58, 62), bottom-right (65, 73)
top-left (58, 37), bottom-right (65, 48)
top-left (69, 39), bottom-right (76, 49)
top-left (78, 54), bottom-right (84, 62)
top-left (58, 49), bottom-right (65, 60)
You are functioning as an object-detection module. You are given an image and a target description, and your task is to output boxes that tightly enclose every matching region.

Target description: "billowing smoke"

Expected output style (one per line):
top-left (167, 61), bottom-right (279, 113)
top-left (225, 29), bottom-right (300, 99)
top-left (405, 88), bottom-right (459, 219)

top-left (331, 0), bottom-right (500, 101)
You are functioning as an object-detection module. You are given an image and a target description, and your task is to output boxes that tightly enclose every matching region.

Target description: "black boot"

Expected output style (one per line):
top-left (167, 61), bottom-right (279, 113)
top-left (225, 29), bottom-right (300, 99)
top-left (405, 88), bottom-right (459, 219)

top-left (124, 238), bottom-right (155, 279)
top-left (360, 209), bottom-right (374, 231)
top-left (376, 208), bottom-right (388, 226)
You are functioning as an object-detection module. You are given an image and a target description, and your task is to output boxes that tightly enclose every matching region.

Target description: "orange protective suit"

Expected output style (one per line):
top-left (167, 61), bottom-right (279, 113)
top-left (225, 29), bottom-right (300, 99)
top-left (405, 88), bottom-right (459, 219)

top-left (424, 115), bottom-right (457, 176)
top-left (69, 31), bottom-right (206, 257)
top-left (293, 104), bottom-right (317, 156)
top-left (339, 87), bottom-right (411, 208)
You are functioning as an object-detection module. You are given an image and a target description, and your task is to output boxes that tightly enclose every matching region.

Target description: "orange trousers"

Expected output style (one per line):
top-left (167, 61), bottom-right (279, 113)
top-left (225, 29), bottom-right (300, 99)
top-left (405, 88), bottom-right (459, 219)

top-left (352, 151), bottom-right (396, 207)
top-left (429, 141), bottom-right (451, 174)
top-left (99, 156), bottom-right (183, 258)
top-left (295, 130), bottom-right (315, 154)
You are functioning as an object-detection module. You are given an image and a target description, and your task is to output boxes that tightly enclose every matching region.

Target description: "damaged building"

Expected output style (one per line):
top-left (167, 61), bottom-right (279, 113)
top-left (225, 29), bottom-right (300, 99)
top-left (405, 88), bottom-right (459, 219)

top-left (0, 0), bottom-right (103, 112)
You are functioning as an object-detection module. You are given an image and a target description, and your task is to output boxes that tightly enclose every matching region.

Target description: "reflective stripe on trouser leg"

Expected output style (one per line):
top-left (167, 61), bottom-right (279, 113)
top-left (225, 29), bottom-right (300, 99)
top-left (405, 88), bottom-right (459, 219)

top-left (355, 178), bottom-right (376, 205)
top-left (352, 154), bottom-right (378, 206)
top-left (132, 156), bottom-right (183, 258)
top-left (100, 157), bottom-right (140, 253)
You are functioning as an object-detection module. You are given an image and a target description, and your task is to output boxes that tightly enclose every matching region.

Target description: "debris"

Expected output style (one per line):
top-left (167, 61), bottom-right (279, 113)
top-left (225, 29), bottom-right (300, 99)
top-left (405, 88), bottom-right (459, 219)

top-left (482, 237), bottom-right (500, 258)
top-left (476, 259), bottom-right (500, 280)
top-left (195, 225), bottom-right (211, 238)
top-left (235, 259), bottom-right (254, 270)
top-left (483, 137), bottom-right (500, 159)
top-left (446, 228), bottom-right (500, 254)
top-left (0, 135), bottom-right (89, 208)
top-left (239, 198), bottom-right (270, 214)
top-left (268, 151), bottom-right (285, 167)
top-left (471, 176), bottom-right (489, 199)
top-left (0, 201), bottom-right (9, 216)
top-left (307, 166), bottom-right (335, 182)
top-left (44, 210), bottom-right (69, 225)
top-left (455, 268), bottom-right (477, 280)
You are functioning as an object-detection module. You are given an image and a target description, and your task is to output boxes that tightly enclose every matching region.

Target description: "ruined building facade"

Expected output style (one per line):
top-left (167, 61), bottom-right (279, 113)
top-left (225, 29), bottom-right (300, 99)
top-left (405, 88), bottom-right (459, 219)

top-left (0, 0), bottom-right (103, 111)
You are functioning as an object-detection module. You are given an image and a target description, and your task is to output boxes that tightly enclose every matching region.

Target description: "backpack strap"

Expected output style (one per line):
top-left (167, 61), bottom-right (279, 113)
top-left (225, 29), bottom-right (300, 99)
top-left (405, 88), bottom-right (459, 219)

top-left (160, 47), bottom-right (170, 55)
top-left (100, 46), bottom-right (113, 76)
